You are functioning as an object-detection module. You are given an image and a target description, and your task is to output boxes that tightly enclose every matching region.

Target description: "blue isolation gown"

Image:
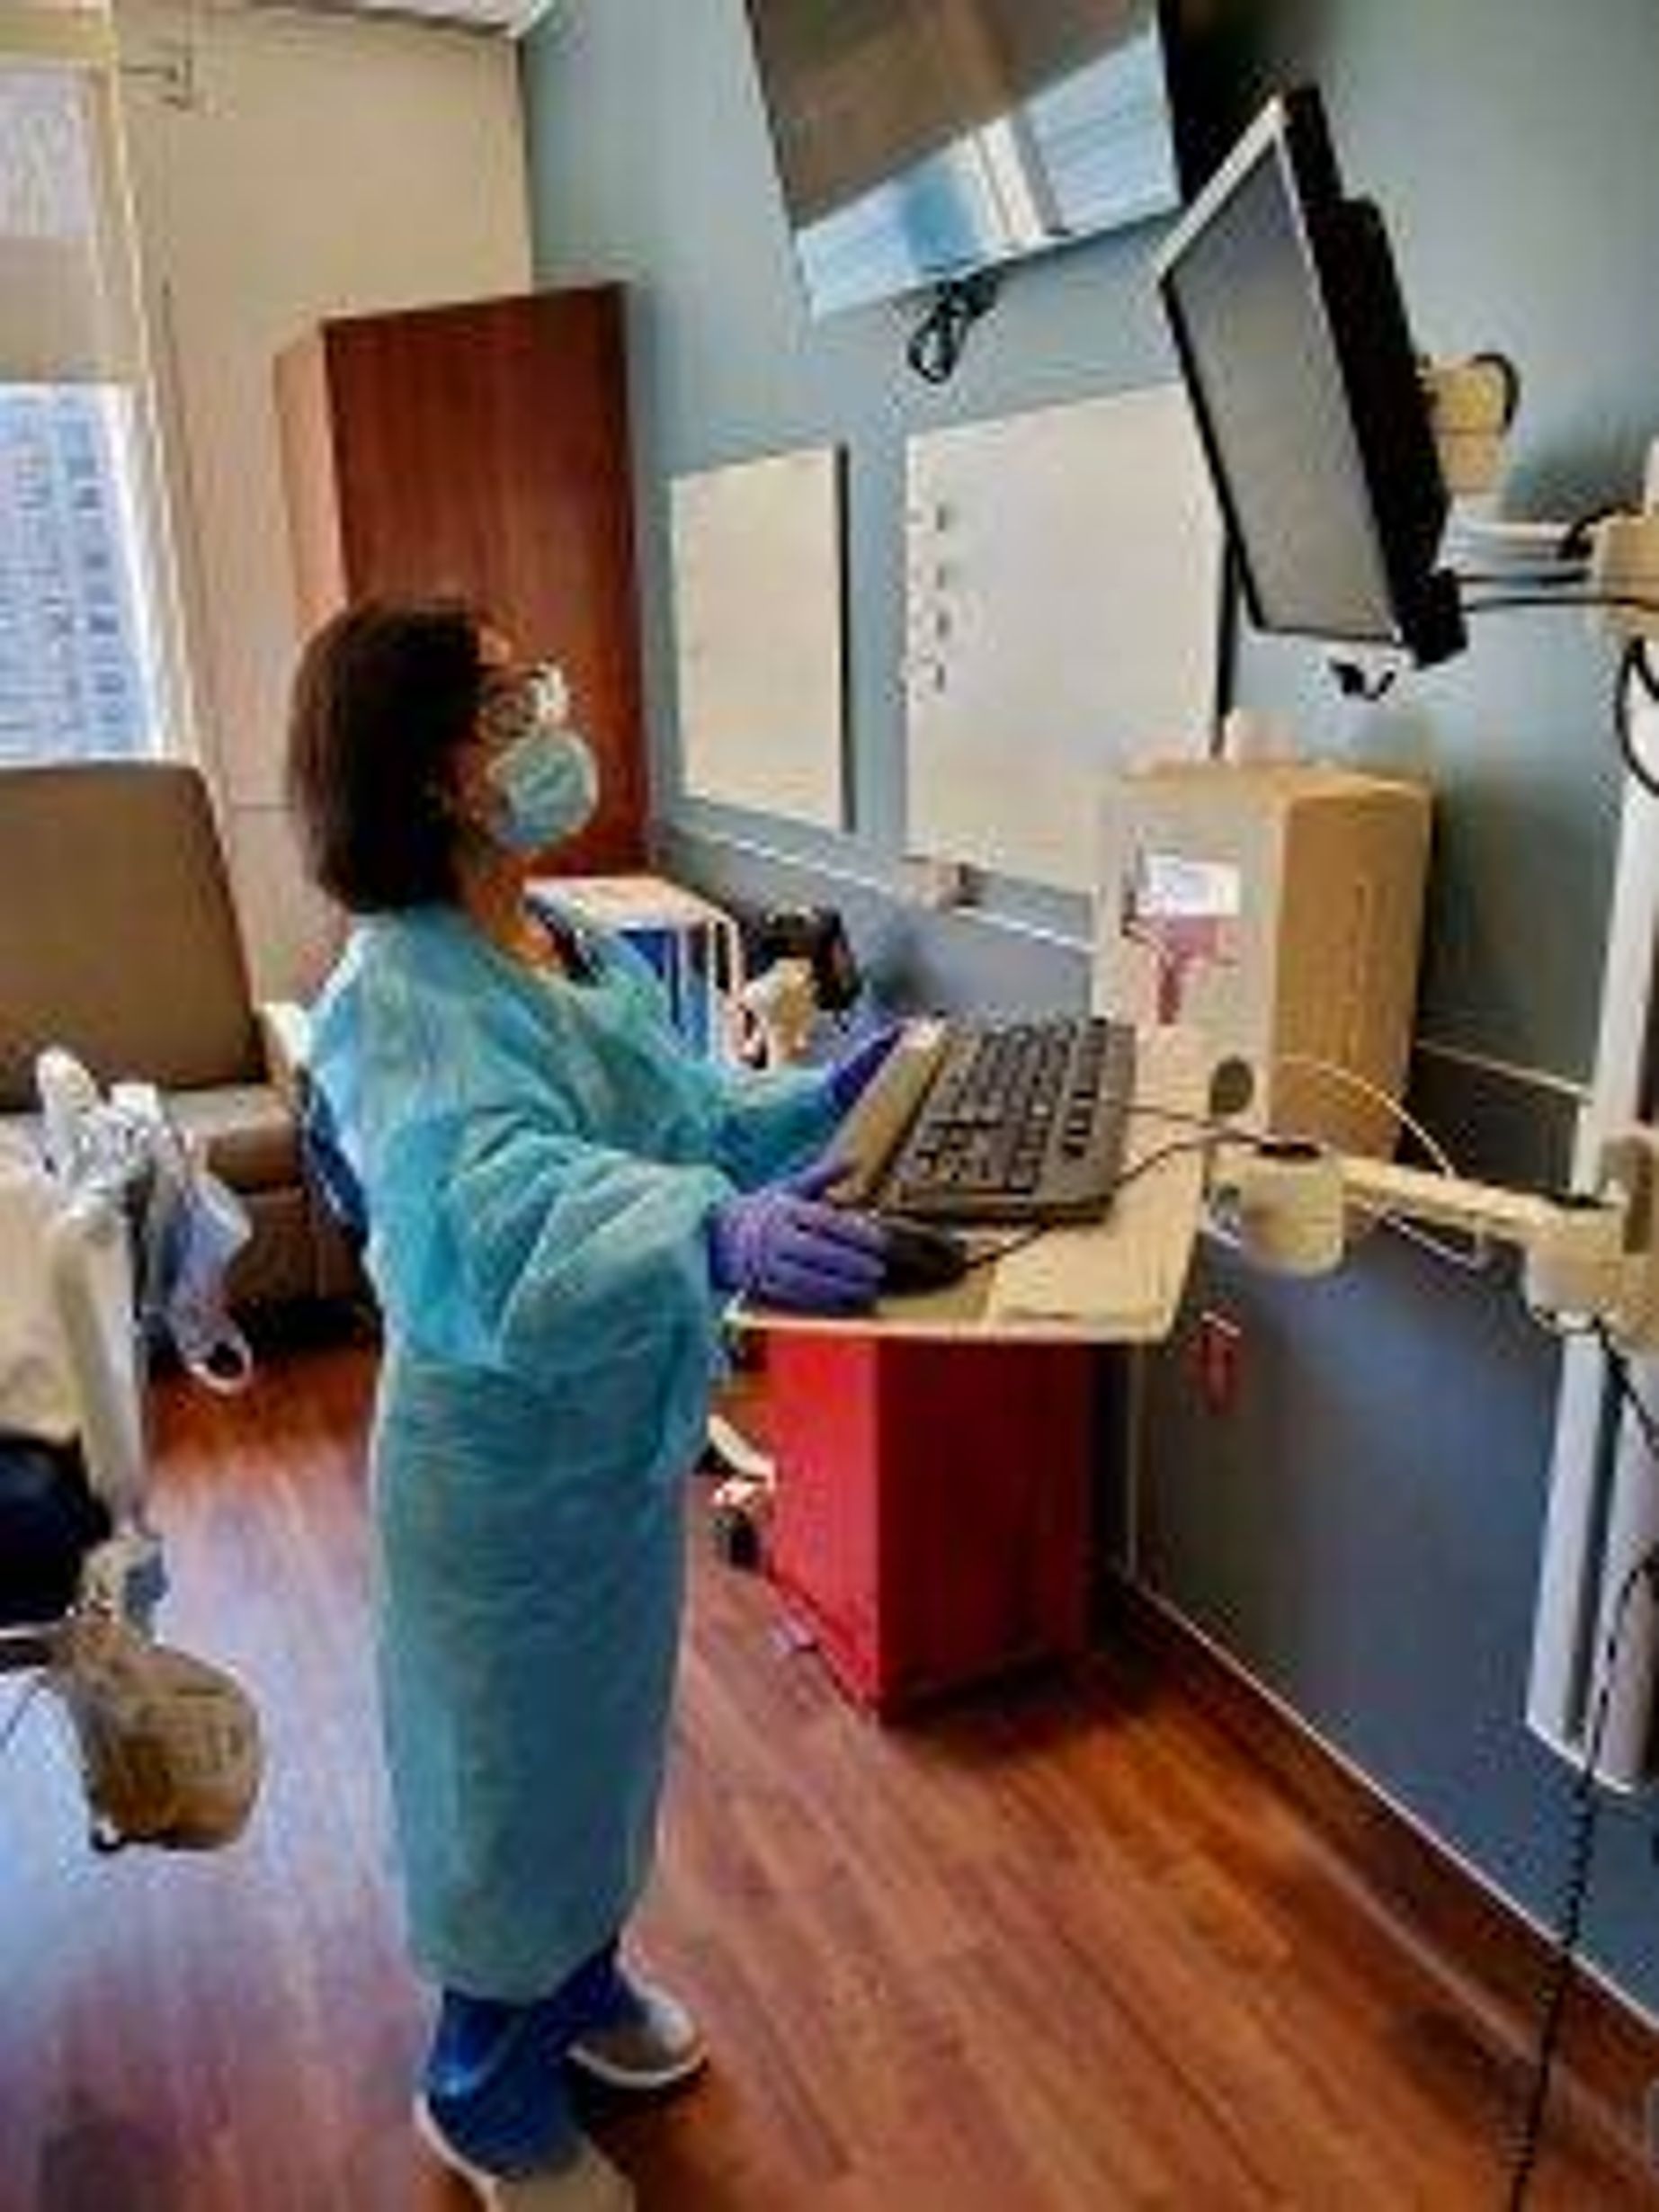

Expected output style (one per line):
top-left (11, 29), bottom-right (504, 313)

top-left (308, 904), bottom-right (835, 2002)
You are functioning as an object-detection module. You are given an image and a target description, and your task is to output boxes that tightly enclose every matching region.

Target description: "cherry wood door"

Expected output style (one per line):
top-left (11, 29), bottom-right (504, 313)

top-left (279, 288), bottom-right (647, 874)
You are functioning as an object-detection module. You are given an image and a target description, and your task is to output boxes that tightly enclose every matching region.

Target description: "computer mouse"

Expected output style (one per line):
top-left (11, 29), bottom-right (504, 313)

top-left (878, 1216), bottom-right (971, 1295)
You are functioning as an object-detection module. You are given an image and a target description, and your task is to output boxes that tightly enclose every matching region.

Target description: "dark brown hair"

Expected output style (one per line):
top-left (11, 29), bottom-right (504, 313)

top-left (286, 599), bottom-right (488, 912)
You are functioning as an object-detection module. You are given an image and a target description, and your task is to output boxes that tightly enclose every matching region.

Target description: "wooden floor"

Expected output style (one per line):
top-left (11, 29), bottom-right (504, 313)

top-left (0, 1340), bottom-right (1644, 2211)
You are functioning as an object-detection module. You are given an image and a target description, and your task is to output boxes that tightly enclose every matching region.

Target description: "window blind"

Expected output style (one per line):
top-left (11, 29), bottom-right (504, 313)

top-left (0, 4), bottom-right (137, 384)
top-left (0, 5), bottom-right (168, 762)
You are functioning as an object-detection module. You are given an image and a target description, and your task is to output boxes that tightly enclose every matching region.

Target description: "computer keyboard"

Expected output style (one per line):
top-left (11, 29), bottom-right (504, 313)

top-left (832, 1015), bottom-right (1137, 1225)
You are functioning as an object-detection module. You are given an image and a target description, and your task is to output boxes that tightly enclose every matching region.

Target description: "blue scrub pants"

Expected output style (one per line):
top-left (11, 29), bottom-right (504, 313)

top-left (424, 1940), bottom-right (630, 2177)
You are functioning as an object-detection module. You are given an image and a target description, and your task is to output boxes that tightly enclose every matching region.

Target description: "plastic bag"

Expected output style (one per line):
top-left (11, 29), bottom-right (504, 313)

top-left (52, 1613), bottom-right (262, 1851)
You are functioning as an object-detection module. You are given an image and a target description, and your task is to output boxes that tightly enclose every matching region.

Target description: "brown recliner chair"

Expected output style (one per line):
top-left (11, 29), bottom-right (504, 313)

top-left (0, 760), bottom-right (352, 1307)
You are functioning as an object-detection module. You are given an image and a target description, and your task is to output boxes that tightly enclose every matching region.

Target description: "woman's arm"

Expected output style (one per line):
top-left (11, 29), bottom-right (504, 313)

top-left (587, 924), bottom-right (840, 1190)
top-left (394, 1104), bottom-right (734, 1383)
top-left (311, 928), bottom-right (737, 1383)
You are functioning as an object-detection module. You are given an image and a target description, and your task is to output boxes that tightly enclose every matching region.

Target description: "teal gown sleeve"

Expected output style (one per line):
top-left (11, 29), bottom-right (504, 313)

top-left (313, 919), bottom-right (737, 1382)
top-left (583, 923), bottom-right (841, 1193)
top-left (379, 1100), bottom-right (733, 1385)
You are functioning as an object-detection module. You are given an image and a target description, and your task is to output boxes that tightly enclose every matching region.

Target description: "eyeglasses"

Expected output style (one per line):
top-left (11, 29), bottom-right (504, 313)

top-left (477, 661), bottom-right (570, 745)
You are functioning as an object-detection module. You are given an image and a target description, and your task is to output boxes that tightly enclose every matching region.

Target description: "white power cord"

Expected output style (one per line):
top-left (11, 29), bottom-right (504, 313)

top-left (1270, 1050), bottom-right (1490, 1272)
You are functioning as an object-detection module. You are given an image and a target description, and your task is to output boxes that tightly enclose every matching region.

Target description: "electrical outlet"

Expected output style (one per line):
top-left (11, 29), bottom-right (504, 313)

top-left (1192, 1309), bottom-right (1243, 1415)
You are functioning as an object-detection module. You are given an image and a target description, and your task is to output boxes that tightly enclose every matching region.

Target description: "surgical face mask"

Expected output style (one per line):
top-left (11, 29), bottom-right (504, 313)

top-left (480, 664), bottom-right (600, 853)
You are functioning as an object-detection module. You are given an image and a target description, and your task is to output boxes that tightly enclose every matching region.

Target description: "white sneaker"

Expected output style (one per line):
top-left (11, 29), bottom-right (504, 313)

top-left (566, 1976), bottom-right (707, 2093)
top-left (414, 2095), bottom-right (635, 2211)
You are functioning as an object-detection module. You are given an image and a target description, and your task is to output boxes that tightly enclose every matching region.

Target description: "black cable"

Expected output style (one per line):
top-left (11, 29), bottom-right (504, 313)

top-left (1446, 498), bottom-right (1597, 594)
top-left (959, 1129), bottom-right (1237, 1275)
top-left (905, 272), bottom-right (1002, 386)
top-left (1600, 1325), bottom-right (1659, 1461)
top-left (1630, 637), bottom-right (1659, 704)
top-left (962, 1224), bottom-right (1048, 1274)
top-left (1455, 571), bottom-right (1591, 592)
top-left (1557, 506), bottom-right (1624, 564)
top-left (1463, 591), bottom-right (1659, 620)
top-left (1614, 638), bottom-right (1659, 800)
top-left (1503, 1335), bottom-right (1659, 2209)
top-left (1504, 1551), bottom-right (1653, 2209)
top-left (1110, 1129), bottom-right (1232, 1195)
top-left (1471, 351), bottom-right (1523, 431)
top-left (1128, 1100), bottom-right (1241, 1137)
top-left (1329, 657), bottom-right (1398, 700)
top-left (1458, 591), bottom-right (1659, 799)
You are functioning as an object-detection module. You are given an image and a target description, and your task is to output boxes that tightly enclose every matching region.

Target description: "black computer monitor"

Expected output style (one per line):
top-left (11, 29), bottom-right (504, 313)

top-left (1154, 85), bottom-right (1465, 670)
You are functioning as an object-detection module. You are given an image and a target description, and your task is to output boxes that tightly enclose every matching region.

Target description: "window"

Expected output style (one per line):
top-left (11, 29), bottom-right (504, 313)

top-left (0, 46), bottom-right (174, 763)
top-left (0, 385), bottom-right (164, 761)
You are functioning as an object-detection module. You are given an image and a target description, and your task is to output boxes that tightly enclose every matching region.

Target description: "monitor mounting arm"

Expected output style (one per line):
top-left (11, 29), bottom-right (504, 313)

top-left (1207, 1130), bottom-right (1659, 1353)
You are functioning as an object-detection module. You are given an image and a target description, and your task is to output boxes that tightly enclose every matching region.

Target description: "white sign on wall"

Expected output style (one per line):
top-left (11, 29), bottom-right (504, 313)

top-left (671, 445), bottom-right (847, 830)
top-left (905, 383), bottom-right (1224, 891)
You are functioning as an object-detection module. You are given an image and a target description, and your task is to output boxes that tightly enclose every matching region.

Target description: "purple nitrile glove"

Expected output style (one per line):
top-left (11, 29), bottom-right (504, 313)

top-left (708, 1159), bottom-right (887, 1314)
top-left (826, 1022), bottom-right (904, 1116)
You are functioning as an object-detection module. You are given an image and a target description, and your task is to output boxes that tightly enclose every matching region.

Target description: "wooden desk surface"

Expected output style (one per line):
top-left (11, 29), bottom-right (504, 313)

top-left (737, 1025), bottom-right (1209, 1347)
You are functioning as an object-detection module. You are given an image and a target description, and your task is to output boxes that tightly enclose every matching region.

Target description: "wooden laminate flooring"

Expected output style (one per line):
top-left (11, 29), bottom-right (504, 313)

top-left (0, 1342), bottom-right (1642, 2210)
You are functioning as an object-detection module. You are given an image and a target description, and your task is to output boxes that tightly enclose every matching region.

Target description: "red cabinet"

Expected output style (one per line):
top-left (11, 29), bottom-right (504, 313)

top-left (766, 1333), bottom-right (1096, 1717)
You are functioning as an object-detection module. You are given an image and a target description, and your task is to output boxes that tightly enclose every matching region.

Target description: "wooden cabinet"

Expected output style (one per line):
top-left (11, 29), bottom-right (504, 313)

top-left (275, 288), bottom-right (647, 874)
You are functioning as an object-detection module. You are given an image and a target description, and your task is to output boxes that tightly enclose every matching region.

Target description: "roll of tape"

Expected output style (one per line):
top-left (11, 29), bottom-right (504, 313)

top-left (1235, 1143), bottom-right (1346, 1276)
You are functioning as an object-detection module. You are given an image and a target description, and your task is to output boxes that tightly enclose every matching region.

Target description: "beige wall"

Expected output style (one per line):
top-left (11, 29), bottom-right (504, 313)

top-left (116, 1), bottom-right (532, 997)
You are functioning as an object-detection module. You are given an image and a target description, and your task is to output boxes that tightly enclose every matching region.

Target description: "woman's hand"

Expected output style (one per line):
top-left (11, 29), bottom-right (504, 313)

top-left (708, 1161), bottom-right (887, 1313)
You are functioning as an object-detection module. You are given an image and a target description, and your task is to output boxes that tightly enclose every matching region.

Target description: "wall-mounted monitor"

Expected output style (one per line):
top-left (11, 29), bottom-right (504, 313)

top-left (1153, 85), bottom-right (1465, 670)
top-left (745, 0), bottom-right (1184, 319)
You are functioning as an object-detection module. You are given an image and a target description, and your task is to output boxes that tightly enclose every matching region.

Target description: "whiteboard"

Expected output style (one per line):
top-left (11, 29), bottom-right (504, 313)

top-left (671, 447), bottom-right (846, 827)
top-left (905, 384), bottom-right (1223, 891)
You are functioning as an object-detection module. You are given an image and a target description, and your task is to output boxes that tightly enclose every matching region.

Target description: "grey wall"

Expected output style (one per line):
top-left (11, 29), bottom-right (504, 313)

top-left (522, 1), bottom-right (1659, 2013)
